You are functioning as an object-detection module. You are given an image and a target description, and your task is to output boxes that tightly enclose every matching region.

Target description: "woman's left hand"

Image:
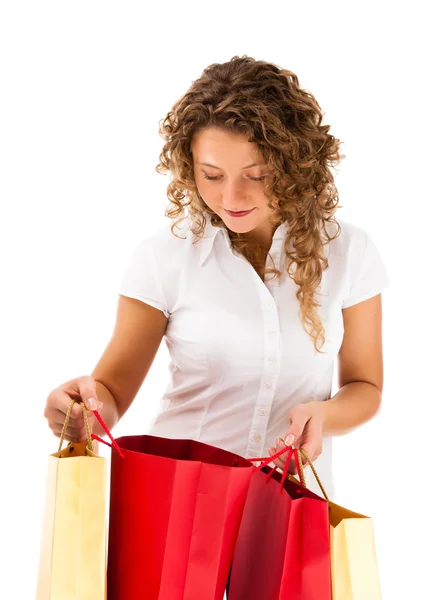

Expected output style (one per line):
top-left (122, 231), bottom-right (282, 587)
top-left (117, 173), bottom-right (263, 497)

top-left (268, 401), bottom-right (324, 475)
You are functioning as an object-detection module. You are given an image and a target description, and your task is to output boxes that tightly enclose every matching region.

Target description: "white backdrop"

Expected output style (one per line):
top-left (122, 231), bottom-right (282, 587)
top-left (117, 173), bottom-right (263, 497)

top-left (1, 1), bottom-right (436, 598)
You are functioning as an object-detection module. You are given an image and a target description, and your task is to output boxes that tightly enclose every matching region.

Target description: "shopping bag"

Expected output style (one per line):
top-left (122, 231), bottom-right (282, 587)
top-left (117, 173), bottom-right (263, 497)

top-left (36, 399), bottom-right (107, 600)
top-left (226, 446), bottom-right (331, 600)
top-left (101, 434), bottom-right (255, 600)
top-left (288, 447), bottom-right (382, 600)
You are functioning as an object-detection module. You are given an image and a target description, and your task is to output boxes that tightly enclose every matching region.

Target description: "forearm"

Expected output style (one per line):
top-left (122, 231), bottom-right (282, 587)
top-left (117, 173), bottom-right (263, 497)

top-left (310, 381), bottom-right (382, 437)
top-left (91, 381), bottom-right (120, 452)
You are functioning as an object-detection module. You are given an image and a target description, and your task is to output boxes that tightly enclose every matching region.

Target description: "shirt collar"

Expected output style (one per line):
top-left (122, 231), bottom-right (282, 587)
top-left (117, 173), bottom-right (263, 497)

top-left (198, 213), bottom-right (289, 266)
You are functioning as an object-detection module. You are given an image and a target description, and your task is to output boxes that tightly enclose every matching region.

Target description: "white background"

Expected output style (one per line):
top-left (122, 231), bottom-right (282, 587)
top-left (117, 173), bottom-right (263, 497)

top-left (1, 1), bottom-right (436, 598)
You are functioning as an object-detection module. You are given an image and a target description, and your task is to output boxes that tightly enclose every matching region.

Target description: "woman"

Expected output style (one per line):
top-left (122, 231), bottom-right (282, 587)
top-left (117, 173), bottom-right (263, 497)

top-left (44, 54), bottom-right (389, 518)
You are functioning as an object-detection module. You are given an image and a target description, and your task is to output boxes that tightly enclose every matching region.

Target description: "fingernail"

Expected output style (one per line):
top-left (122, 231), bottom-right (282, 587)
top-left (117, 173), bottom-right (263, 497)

top-left (276, 438), bottom-right (282, 447)
top-left (284, 434), bottom-right (295, 446)
top-left (87, 397), bottom-right (98, 410)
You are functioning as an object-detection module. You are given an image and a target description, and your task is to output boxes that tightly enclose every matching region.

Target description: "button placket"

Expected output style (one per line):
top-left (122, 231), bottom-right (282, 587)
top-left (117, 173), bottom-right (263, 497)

top-left (245, 236), bottom-right (284, 459)
top-left (246, 297), bottom-right (281, 459)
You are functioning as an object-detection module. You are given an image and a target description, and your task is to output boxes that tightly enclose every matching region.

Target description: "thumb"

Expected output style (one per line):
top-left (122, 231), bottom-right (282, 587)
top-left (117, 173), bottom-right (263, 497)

top-left (284, 415), bottom-right (307, 448)
top-left (77, 377), bottom-right (103, 411)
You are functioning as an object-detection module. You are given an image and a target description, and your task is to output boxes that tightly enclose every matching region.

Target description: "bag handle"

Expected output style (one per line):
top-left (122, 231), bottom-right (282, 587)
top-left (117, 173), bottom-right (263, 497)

top-left (58, 398), bottom-right (124, 458)
top-left (289, 447), bottom-right (329, 500)
top-left (248, 446), bottom-right (329, 500)
top-left (90, 412), bottom-right (124, 458)
top-left (58, 398), bottom-right (93, 453)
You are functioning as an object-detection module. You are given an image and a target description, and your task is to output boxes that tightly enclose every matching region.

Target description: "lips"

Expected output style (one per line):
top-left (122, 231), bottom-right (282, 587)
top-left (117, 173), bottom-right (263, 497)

top-left (225, 208), bottom-right (255, 217)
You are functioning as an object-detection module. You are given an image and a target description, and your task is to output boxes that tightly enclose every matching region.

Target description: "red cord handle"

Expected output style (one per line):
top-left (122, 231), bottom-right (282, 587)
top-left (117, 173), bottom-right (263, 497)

top-left (91, 433), bottom-right (112, 447)
top-left (247, 445), bottom-right (301, 493)
top-left (90, 410), bottom-right (124, 458)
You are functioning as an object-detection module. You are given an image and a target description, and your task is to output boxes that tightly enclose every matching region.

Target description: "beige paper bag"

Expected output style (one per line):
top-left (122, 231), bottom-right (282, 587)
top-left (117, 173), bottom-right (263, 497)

top-left (288, 448), bottom-right (382, 600)
top-left (36, 400), bottom-right (107, 600)
top-left (328, 499), bottom-right (381, 599)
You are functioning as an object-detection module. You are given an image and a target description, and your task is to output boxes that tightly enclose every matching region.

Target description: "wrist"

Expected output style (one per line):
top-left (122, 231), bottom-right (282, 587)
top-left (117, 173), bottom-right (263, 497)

top-left (308, 400), bottom-right (326, 429)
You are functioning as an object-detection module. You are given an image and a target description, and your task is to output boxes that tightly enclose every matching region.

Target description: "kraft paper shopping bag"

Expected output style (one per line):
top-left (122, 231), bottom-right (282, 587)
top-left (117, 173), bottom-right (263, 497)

top-left (288, 447), bottom-right (382, 600)
top-left (36, 399), bottom-right (107, 600)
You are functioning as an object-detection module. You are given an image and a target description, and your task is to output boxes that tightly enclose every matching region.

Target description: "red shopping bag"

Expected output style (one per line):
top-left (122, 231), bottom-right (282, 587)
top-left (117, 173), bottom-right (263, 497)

top-left (102, 435), bottom-right (255, 600)
top-left (227, 446), bottom-right (331, 600)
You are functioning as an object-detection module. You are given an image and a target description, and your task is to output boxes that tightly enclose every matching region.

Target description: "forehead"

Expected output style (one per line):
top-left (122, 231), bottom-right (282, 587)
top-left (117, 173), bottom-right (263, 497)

top-left (191, 127), bottom-right (262, 161)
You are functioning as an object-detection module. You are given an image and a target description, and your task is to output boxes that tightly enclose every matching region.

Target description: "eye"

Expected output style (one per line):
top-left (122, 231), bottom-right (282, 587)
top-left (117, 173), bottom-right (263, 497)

top-left (202, 174), bottom-right (266, 182)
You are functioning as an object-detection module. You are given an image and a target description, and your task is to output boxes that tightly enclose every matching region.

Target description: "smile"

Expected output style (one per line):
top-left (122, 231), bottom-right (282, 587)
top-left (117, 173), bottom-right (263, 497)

top-left (224, 208), bottom-right (255, 218)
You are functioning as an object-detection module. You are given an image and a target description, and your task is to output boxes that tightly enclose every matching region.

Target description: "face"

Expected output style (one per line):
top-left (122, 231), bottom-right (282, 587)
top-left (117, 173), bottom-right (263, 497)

top-left (191, 127), bottom-right (280, 249)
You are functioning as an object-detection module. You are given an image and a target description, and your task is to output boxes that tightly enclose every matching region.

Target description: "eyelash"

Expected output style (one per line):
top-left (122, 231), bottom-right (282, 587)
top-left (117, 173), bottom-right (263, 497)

top-left (202, 174), bottom-right (266, 182)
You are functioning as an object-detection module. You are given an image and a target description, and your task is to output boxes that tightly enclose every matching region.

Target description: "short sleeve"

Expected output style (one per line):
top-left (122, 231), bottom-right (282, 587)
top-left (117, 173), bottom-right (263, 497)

top-left (342, 230), bottom-right (390, 309)
top-left (118, 236), bottom-right (169, 318)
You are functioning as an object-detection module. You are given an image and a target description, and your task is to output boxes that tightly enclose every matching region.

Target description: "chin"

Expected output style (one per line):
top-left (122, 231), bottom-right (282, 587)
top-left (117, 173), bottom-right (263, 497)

top-left (222, 214), bottom-right (257, 231)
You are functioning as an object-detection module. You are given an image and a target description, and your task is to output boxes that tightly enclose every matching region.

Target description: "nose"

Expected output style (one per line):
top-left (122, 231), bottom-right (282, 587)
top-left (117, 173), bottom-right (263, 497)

top-left (222, 179), bottom-right (247, 208)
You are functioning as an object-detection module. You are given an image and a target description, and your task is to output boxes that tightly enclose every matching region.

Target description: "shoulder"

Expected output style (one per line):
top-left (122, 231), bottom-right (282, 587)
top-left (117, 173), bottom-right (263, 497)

top-left (134, 215), bottom-right (195, 258)
top-left (324, 217), bottom-right (368, 260)
top-left (324, 217), bottom-right (389, 307)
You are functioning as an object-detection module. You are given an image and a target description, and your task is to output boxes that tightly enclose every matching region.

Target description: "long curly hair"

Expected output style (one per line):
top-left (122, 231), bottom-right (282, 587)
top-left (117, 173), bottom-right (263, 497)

top-left (155, 55), bottom-right (345, 353)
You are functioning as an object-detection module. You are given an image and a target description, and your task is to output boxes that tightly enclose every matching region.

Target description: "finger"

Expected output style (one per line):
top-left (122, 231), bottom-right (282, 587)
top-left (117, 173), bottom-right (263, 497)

top-left (284, 414), bottom-right (308, 448)
top-left (47, 390), bottom-right (100, 422)
top-left (268, 446), bottom-right (285, 463)
top-left (49, 411), bottom-right (95, 433)
top-left (268, 449), bottom-right (299, 476)
top-left (299, 418), bottom-right (323, 465)
top-left (57, 433), bottom-right (82, 444)
top-left (274, 439), bottom-right (298, 475)
top-left (268, 448), bottom-right (286, 471)
top-left (274, 438), bottom-right (287, 465)
top-left (50, 408), bottom-right (95, 430)
top-left (76, 377), bottom-right (103, 411)
top-left (46, 391), bottom-right (83, 420)
top-left (51, 422), bottom-right (92, 443)
top-left (299, 447), bottom-right (322, 468)
top-left (283, 437), bottom-right (308, 475)
top-left (276, 437), bottom-right (296, 459)
top-left (49, 422), bottom-right (82, 440)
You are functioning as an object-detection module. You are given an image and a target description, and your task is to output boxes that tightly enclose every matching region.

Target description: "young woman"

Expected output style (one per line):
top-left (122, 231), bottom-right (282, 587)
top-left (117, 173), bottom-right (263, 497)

top-left (44, 53), bottom-right (389, 539)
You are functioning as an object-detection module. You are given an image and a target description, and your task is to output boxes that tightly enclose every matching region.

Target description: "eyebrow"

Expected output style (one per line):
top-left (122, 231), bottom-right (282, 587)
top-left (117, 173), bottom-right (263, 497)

top-left (197, 162), bottom-right (264, 170)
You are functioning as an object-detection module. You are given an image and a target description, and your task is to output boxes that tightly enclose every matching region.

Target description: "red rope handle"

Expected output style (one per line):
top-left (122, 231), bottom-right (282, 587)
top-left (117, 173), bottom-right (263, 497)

top-left (91, 410), bottom-right (125, 458)
top-left (91, 433), bottom-right (112, 448)
top-left (247, 445), bottom-right (298, 494)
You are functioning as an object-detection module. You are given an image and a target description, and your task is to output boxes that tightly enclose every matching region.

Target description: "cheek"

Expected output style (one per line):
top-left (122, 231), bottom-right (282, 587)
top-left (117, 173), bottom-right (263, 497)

top-left (197, 188), bottom-right (216, 210)
top-left (195, 178), bottom-right (215, 201)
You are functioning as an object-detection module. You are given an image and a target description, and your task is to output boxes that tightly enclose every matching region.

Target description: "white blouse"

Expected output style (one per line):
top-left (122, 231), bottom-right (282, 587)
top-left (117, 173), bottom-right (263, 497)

top-left (118, 213), bottom-right (390, 497)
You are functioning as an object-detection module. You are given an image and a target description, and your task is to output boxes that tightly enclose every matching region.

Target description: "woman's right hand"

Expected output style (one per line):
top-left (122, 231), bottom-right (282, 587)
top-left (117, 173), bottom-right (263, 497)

top-left (44, 375), bottom-right (103, 443)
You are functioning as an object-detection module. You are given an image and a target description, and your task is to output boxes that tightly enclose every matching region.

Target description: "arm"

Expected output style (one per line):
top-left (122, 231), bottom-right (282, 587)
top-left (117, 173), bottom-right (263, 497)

top-left (269, 293), bottom-right (385, 471)
top-left (310, 292), bottom-right (384, 436)
top-left (90, 294), bottom-right (168, 439)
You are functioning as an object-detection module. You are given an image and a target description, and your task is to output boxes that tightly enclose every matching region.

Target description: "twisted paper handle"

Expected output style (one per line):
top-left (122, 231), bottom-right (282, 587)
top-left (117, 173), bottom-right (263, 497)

top-left (58, 398), bottom-right (93, 452)
top-left (289, 447), bottom-right (329, 500)
top-left (58, 398), bottom-right (124, 458)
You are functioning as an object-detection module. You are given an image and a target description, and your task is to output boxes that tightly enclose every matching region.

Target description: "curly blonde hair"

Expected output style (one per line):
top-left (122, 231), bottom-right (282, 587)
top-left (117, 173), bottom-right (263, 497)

top-left (155, 55), bottom-right (345, 353)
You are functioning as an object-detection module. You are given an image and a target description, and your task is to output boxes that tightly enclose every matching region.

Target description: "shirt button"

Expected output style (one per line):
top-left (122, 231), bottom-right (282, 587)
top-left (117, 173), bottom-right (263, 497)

top-left (268, 357), bottom-right (276, 364)
top-left (259, 408), bottom-right (267, 416)
top-left (265, 381), bottom-right (272, 388)
top-left (266, 301), bottom-right (273, 308)
top-left (269, 328), bottom-right (277, 334)
top-left (254, 433), bottom-right (262, 442)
